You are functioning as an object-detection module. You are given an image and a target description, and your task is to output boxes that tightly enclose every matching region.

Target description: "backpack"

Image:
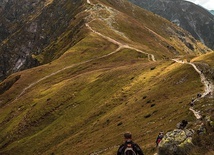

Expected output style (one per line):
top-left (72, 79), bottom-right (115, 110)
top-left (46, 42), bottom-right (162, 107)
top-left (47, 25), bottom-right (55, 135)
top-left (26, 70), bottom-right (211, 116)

top-left (124, 143), bottom-right (136, 155)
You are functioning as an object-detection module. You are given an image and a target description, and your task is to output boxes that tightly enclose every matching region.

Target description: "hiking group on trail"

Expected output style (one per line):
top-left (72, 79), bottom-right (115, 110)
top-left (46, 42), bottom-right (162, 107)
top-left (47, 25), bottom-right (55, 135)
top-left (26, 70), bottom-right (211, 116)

top-left (117, 131), bottom-right (166, 155)
top-left (117, 132), bottom-right (144, 155)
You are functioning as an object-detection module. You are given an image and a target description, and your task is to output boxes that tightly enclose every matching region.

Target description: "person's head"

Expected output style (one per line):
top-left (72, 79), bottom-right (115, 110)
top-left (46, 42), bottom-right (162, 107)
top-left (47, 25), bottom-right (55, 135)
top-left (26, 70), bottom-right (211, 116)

top-left (159, 131), bottom-right (164, 135)
top-left (124, 132), bottom-right (132, 141)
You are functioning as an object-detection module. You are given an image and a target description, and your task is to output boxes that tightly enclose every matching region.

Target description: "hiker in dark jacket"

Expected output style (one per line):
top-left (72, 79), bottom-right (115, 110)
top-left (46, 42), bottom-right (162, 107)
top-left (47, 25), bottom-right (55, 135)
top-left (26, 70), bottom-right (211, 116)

top-left (156, 132), bottom-right (164, 147)
top-left (117, 132), bottom-right (144, 155)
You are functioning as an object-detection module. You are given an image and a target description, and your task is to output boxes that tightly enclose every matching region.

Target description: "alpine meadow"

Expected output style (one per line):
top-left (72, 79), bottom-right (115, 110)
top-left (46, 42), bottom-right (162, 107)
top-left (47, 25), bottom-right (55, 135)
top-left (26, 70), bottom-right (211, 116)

top-left (0, 0), bottom-right (213, 155)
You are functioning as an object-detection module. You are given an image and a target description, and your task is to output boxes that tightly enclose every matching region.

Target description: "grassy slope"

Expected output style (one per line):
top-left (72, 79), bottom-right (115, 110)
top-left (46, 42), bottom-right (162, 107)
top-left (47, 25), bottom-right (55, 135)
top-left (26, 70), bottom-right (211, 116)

top-left (96, 0), bottom-right (211, 57)
top-left (0, 34), bottom-right (204, 155)
top-left (0, 47), bottom-right (202, 155)
top-left (0, 0), bottom-right (213, 155)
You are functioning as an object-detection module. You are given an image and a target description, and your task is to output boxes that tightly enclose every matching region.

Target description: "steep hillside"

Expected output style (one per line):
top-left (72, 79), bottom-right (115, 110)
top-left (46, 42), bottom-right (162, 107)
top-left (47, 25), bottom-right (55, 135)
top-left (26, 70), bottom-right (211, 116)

top-left (0, 0), bottom-right (87, 80)
top-left (129, 0), bottom-right (214, 50)
top-left (1, 0), bottom-right (212, 81)
top-left (210, 10), bottom-right (214, 15)
top-left (0, 0), bottom-right (213, 155)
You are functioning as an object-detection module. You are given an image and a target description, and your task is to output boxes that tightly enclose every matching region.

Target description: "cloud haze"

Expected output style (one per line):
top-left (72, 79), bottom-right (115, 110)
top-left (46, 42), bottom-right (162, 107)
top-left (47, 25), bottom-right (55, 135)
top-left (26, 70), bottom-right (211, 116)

top-left (185, 0), bottom-right (214, 10)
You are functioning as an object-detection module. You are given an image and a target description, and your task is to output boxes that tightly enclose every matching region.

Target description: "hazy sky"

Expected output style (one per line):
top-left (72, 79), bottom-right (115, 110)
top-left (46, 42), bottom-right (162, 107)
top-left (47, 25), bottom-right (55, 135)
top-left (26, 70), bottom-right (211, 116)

top-left (185, 0), bottom-right (214, 10)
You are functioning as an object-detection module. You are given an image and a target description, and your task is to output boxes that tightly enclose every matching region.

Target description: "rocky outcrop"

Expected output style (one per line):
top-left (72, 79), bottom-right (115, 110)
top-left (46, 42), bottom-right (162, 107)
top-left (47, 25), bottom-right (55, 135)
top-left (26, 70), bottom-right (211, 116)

top-left (158, 129), bottom-right (194, 155)
top-left (0, 0), bottom-right (86, 80)
top-left (129, 0), bottom-right (214, 50)
top-left (0, 0), bottom-right (49, 42)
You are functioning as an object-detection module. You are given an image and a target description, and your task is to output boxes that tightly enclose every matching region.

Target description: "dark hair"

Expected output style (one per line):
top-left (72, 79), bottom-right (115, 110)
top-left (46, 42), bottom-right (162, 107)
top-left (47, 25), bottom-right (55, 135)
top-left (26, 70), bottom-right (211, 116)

top-left (124, 132), bottom-right (132, 139)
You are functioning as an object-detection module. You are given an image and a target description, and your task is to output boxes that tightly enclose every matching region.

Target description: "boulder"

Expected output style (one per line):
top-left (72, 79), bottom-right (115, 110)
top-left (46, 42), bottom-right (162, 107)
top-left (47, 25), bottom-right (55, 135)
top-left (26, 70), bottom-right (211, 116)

top-left (158, 129), bottom-right (194, 155)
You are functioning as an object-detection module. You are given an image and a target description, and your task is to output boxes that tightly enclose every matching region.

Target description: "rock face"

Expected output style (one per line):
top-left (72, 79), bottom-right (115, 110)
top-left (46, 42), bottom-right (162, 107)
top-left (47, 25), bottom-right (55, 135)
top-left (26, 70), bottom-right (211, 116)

top-left (0, 0), bottom-right (85, 80)
top-left (158, 129), bottom-right (194, 155)
top-left (210, 10), bottom-right (214, 15)
top-left (128, 0), bottom-right (214, 50)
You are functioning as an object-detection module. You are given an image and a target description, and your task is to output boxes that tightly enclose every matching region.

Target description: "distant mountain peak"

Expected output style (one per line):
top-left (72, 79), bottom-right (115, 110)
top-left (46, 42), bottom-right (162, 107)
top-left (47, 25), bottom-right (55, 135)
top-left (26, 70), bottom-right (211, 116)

top-left (129, 0), bottom-right (214, 50)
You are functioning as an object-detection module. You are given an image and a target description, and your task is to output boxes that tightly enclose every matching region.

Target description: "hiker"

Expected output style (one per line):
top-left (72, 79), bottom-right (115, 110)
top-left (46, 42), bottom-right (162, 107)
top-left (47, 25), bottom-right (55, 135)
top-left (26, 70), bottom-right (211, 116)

top-left (189, 100), bottom-right (194, 107)
top-left (189, 98), bottom-right (195, 106)
top-left (197, 93), bottom-right (202, 98)
top-left (156, 132), bottom-right (164, 147)
top-left (177, 120), bottom-right (188, 129)
top-left (117, 132), bottom-right (144, 155)
top-left (197, 123), bottom-right (206, 135)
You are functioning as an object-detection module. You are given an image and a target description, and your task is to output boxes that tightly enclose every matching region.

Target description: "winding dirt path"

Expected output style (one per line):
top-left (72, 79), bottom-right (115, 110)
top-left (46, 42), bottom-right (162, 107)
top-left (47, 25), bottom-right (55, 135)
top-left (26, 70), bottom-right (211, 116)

top-left (86, 23), bottom-right (156, 61)
top-left (172, 59), bottom-right (214, 120)
top-left (189, 62), bottom-right (213, 97)
top-left (172, 59), bottom-right (213, 97)
top-left (14, 46), bottom-right (123, 101)
top-left (85, 0), bottom-right (156, 61)
top-left (87, 0), bottom-right (91, 4)
top-left (15, 23), bottom-right (156, 102)
top-left (13, 0), bottom-right (156, 101)
top-left (189, 107), bottom-right (202, 120)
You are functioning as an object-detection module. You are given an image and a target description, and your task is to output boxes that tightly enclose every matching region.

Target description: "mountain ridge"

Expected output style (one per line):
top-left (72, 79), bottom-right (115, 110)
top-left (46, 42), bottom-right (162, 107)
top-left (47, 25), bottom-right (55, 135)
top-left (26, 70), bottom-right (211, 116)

top-left (128, 0), bottom-right (214, 50)
top-left (0, 0), bottom-right (212, 81)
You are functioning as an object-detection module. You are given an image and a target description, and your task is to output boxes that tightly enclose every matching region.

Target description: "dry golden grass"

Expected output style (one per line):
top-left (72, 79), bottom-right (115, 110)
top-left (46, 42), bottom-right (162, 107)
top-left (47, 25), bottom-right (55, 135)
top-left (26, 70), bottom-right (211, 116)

top-left (0, 0), bottom-right (213, 155)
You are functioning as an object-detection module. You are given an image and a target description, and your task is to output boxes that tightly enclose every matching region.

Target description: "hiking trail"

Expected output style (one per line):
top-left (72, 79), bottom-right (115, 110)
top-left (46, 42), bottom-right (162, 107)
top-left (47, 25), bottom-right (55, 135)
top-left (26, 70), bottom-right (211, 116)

top-left (13, 46), bottom-right (123, 102)
top-left (12, 0), bottom-right (156, 102)
top-left (87, 0), bottom-right (91, 5)
top-left (86, 23), bottom-right (156, 61)
top-left (172, 59), bottom-right (214, 120)
top-left (85, 0), bottom-right (156, 61)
